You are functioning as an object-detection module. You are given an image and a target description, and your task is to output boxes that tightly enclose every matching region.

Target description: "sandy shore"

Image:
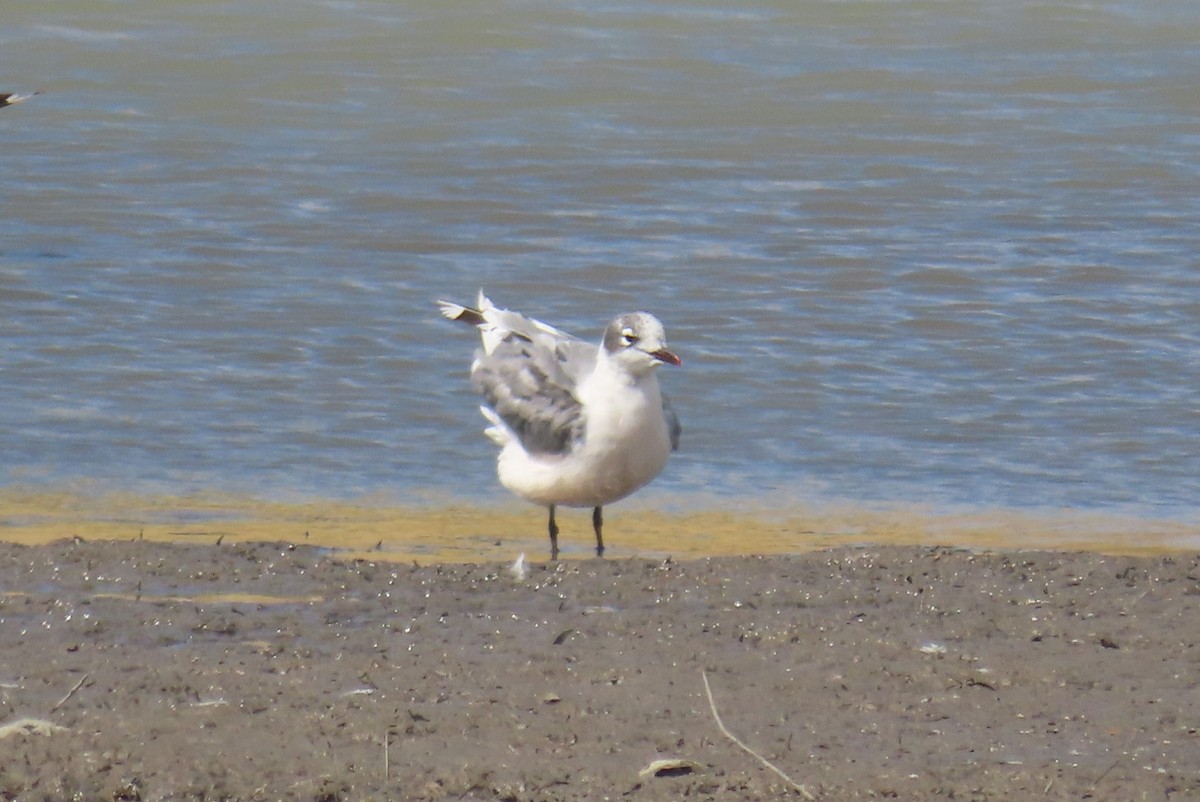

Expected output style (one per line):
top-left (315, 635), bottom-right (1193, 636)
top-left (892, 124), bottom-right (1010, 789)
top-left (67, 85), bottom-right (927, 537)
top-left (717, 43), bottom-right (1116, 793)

top-left (3, 489), bottom-right (1197, 559)
top-left (0, 535), bottom-right (1197, 801)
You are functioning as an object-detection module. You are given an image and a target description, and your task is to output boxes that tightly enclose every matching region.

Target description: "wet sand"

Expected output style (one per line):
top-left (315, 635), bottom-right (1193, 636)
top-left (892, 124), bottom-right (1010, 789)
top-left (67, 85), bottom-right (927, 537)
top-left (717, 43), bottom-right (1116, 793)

top-left (3, 489), bottom-right (1197, 560)
top-left (1, 512), bottom-right (1198, 800)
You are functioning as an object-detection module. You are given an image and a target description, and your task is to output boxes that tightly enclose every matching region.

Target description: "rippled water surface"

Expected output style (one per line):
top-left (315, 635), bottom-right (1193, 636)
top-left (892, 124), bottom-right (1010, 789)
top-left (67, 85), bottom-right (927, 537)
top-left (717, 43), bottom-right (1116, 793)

top-left (3, 1), bottom-right (1199, 529)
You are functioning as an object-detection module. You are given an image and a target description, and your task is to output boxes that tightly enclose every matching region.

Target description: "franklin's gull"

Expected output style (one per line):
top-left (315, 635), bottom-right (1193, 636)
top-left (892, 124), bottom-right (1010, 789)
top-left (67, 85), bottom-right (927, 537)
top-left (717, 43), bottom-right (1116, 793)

top-left (439, 292), bottom-right (681, 558)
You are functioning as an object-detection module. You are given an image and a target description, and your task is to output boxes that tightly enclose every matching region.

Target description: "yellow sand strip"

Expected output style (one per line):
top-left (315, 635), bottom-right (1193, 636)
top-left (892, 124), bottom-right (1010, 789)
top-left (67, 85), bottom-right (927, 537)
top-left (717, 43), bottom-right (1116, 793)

top-left (1, 489), bottom-right (1195, 562)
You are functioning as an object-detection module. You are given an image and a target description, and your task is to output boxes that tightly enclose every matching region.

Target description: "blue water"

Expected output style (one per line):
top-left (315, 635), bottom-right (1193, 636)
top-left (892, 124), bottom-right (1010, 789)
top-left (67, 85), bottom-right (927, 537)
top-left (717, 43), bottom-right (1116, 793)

top-left (2, 0), bottom-right (1199, 526)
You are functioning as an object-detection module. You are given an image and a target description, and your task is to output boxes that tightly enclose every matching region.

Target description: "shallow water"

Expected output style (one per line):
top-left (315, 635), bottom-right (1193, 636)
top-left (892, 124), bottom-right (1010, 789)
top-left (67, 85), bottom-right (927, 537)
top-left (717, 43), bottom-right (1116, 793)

top-left (3, 1), bottom-right (1199, 539)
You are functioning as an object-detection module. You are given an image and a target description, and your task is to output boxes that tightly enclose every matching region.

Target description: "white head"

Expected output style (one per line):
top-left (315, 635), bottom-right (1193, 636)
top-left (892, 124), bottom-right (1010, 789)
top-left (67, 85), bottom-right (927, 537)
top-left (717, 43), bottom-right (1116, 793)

top-left (601, 312), bottom-right (682, 376)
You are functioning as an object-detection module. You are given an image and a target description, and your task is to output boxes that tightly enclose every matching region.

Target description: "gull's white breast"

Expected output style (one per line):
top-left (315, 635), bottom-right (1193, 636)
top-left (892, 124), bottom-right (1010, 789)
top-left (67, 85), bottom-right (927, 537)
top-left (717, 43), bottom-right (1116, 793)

top-left (496, 360), bottom-right (671, 508)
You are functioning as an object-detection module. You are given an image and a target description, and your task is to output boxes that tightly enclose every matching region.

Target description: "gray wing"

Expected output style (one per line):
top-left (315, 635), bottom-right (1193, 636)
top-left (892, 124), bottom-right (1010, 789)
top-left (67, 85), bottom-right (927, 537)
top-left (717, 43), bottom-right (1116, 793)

top-left (471, 336), bottom-right (586, 455)
top-left (662, 392), bottom-right (682, 452)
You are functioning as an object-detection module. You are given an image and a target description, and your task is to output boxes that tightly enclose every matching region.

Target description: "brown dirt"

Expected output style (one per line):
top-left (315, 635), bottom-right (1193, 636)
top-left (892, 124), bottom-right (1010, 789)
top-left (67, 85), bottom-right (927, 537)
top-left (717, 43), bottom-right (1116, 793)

top-left (0, 538), bottom-right (1198, 801)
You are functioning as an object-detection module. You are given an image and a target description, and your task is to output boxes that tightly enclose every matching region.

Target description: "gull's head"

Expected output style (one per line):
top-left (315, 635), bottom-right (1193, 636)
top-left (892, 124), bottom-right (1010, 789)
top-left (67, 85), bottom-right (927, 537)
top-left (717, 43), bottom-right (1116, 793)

top-left (602, 312), bottom-right (682, 375)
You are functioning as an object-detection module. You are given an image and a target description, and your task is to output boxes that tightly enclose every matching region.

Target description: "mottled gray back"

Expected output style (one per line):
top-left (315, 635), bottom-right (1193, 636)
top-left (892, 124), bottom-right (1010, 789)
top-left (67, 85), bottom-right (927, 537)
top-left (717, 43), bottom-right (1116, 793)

top-left (471, 337), bottom-right (585, 455)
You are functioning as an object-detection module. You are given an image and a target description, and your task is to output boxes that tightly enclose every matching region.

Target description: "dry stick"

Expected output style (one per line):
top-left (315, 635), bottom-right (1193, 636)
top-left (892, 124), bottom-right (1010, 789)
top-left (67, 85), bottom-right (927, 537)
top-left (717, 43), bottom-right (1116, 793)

top-left (701, 669), bottom-right (815, 800)
top-left (49, 673), bottom-right (89, 714)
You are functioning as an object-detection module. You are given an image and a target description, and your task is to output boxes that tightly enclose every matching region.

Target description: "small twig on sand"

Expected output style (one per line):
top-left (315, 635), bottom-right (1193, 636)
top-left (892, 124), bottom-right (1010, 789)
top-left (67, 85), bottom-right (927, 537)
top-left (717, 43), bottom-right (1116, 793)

top-left (384, 729), bottom-right (392, 781)
top-left (49, 673), bottom-right (89, 714)
top-left (702, 669), bottom-right (815, 800)
top-left (1091, 758), bottom-right (1121, 788)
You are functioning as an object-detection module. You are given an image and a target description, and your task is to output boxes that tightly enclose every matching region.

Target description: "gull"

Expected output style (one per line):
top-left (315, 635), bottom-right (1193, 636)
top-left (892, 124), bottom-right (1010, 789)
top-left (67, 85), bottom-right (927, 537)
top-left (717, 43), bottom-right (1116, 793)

top-left (439, 292), bottom-right (682, 559)
top-left (0, 92), bottom-right (40, 109)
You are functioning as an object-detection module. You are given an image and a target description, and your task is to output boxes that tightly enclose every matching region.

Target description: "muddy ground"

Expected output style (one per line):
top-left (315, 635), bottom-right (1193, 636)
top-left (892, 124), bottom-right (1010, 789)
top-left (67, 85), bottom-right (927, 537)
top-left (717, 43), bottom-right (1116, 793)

top-left (0, 539), bottom-right (1197, 801)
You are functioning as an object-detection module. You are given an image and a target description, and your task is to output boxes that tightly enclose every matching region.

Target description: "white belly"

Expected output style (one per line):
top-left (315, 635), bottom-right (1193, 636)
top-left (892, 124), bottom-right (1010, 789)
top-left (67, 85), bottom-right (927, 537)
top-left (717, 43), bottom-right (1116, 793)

top-left (496, 374), bottom-right (671, 508)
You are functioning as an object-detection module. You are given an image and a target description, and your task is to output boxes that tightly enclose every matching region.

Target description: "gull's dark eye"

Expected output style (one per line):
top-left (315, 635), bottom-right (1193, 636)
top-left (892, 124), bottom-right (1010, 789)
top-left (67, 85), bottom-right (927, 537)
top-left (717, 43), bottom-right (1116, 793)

top-left (621, 328), bottom-right (639, 346)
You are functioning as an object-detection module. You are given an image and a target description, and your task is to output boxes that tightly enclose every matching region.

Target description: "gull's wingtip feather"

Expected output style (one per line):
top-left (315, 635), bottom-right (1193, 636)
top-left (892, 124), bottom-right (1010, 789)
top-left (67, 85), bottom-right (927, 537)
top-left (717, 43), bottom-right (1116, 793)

top-left (480, 405), bottom-right (510, 446)
top-left (438, 299), bottom-right (487, 327)
top-left (0, 91), bottom-right (38, 108)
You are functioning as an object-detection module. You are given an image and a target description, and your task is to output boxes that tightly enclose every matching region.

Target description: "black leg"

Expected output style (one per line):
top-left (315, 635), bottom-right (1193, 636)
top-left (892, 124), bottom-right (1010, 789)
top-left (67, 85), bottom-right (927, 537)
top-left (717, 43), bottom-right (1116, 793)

top-left (548, 504), bottom-right (559, 561)
top-left (592, 506), bottom-right (605, 557)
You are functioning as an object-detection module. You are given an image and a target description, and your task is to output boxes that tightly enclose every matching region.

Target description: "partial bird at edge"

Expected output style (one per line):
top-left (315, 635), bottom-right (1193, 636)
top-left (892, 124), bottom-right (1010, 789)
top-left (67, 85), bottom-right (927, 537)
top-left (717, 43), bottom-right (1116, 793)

top-left (0, 91), bottom-right (41, 109)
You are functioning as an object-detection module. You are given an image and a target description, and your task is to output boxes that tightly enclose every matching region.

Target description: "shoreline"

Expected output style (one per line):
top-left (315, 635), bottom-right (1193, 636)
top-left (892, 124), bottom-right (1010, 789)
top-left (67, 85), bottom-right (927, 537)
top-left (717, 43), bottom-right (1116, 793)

top-left (1, 488), bottom-right (1197, 561)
